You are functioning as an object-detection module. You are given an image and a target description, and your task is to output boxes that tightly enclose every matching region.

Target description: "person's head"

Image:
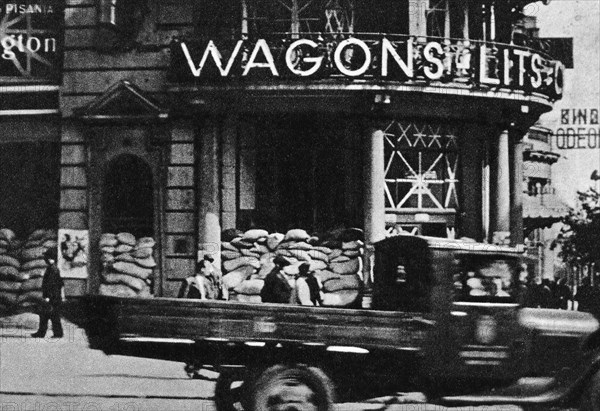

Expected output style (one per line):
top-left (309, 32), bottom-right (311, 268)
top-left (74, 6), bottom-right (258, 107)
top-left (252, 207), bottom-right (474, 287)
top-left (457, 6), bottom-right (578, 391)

top-left (298, 263), bottom-right (311, 277)
top-left (273, 255), bottom-right (291, 269)
top-left (197, 255), bottom-right (215, 277)
top-left (44, 248), bottom-right (57, 265)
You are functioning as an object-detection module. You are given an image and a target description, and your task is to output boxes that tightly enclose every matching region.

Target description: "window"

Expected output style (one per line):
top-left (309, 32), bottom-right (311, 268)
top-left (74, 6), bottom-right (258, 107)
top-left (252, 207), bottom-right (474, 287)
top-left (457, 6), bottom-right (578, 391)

top-left (452, 256), bottom-right (520, 302)
top-left (426, 0), bottom-right (449, 38)
top-left (384, 121), bottom-right (459, 211)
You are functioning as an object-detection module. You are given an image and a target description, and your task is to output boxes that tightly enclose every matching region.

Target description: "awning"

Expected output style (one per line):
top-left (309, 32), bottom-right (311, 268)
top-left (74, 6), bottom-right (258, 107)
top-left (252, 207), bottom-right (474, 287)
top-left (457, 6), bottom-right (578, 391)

top-left (523, 194), bottom-right (569, 230)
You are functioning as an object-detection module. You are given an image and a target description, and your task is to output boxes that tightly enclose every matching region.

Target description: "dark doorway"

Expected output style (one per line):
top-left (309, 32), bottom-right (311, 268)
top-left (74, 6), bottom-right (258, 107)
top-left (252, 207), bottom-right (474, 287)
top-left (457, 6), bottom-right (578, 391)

top-left (103, 155), bottom-right (154, 238)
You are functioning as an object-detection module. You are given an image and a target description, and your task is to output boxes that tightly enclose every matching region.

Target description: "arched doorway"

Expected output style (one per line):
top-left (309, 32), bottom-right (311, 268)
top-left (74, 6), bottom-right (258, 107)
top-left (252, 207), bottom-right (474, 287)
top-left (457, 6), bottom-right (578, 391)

top-left (103, 155), bottom-right (154, 238)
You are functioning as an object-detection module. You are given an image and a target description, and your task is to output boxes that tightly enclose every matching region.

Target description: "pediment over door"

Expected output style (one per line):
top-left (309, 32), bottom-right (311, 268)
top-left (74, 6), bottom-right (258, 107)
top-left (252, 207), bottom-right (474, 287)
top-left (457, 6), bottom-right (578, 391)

top-left (74, 80), bottom-right (168, 124)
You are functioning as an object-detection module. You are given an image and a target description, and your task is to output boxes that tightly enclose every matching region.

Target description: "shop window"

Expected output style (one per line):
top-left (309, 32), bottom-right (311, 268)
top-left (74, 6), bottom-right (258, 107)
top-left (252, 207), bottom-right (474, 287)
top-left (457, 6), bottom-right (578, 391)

top-left (0, 142), bottom-right (60, 237)
top-left (103, 155), bottom-right (154, 238)
top-left (383, 121), bottom-right (459, 211)
top-left (426, 0), bottom-right (449, 38)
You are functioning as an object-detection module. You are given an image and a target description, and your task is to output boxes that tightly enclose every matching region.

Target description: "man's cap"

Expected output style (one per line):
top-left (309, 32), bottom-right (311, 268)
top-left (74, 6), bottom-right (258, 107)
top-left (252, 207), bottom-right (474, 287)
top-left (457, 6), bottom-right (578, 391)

top-left (44, 247), bottom-right (58, 261)
top-left (273, 255), bottom-right (291, 267)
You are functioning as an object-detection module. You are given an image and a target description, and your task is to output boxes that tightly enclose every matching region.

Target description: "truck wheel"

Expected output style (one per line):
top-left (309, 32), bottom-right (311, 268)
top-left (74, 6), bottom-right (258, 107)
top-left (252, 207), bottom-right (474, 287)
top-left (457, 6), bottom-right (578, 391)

top-left (580, 369), bottom-right (600, 411)
top-left (249, 364), bottom-right (335, 411)
top-left (215, 370), bottom-right (249, 411)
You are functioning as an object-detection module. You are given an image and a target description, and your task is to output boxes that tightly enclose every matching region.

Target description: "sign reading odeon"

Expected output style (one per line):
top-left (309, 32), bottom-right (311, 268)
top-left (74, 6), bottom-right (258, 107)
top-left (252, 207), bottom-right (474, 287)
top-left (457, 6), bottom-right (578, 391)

top-left (178, 37), bottom-right (564, 98)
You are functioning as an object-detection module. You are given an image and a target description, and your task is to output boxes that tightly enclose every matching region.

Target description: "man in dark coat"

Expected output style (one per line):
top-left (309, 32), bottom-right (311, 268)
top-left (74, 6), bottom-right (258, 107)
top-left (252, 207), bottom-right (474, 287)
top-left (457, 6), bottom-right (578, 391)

top-left (32, 248), bottom-right (64, 338)
top-left (261, 256), bottom-right (293, 304)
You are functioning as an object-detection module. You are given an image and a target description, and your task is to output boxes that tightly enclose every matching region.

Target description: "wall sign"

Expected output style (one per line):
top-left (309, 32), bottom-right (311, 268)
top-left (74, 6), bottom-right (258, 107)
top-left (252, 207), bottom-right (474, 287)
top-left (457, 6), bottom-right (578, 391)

top-left (58, 229), bottom-right (89, 279)
top-left (171, 35), bottom-right (564, 100)
top-left (554, 108), bottom-right (600, 149)
top-left (0, 1), bottom-right (63, 82)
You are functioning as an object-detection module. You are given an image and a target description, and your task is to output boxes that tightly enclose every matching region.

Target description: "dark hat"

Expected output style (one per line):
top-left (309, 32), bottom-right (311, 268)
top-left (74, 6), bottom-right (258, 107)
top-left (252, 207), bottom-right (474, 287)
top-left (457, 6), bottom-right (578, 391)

top-left (273, 255), bottom-right (291, 267)
top-left (203, 254), bottom-right (215, 263)
top-left (44, 247), bottom-right (57, 262)
top-left (298, 262), bottom-right (311, 276)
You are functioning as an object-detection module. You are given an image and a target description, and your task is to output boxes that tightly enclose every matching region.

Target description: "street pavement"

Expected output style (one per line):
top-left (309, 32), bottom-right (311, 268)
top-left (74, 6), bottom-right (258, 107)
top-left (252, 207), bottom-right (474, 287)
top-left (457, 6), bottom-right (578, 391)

top-left (0, 313), bottom-right (523, 411)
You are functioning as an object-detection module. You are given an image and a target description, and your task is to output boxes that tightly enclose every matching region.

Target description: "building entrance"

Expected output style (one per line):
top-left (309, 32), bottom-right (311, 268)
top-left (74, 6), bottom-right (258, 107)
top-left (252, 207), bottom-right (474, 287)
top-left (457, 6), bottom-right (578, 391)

top-left (102, 154), bottom-right (154, 238)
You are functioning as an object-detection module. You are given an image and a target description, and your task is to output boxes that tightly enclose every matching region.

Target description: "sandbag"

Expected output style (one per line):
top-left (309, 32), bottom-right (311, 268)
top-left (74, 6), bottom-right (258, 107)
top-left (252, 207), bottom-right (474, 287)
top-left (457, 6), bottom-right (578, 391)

top-left (307, 250), bottom-right (329, 262)
top-left (284, 229), bottom-right (310, 242)
top-left (342, 250), bottom-right (362, 258)
top-left (0, 255), bottom-right (20, 269)
top-left (0, 281), bottom-right (21, 292)
top-left (231, 238), bottom-right (254, 249)
top-left (21, 268), bottom-right (46, 279)
top-left (283, 263), bottom-right (302, 276)
top-left (330, 255), bottom-right (350, 263)
top-left (322, 289), bottom-right (360, 307)
top-left (314, 270), bottom-right (341, 283)
top-left (275, 249), bottom-right (293, 258)
top-left (115, 253), bottom-right (135, 263)
top-left (0, 228), bottom-right (16, 242)
top-left (116, 232), bottom-right (136, 246)
top-left (21, 246), bottom-right (46, 261)
top-left (101, 253), bottom-right (115, 263)
top-left (328, 249), bottom-right (343, 260)
top-left (22, 277), bottom-right (43, 292)
top-left (308, 260), bottom-right (328, 271)
top-left (234, 279), bottom-right (264, 295)
top-left (111, 261), bottom-right (152, 280)
top-left (222, 250), bottom-right (242, 261)
top-left (259, 252), bottom-right (277, 264)
top-left (266, 233), bottom-right (285, 251)
top-left (135, 256), bottom-right (157, 269)
top-left (242, 229), bottom-right (269, 242)
top-left (230, 293), bottom-right (262, 304)
top-left (222, 228), bottom-right (243, 242)
top-left (223, 267), bottom-right (254, 290)
top-left (330, 258), bottom-right (361, 275)
top-left (132, 247), bottom-right (153, 259)
top-left (100, 234), bottom-right (119, 247)
top-left (240, 248), bottom-right (261, 258)
top-left (287, 249), bottom-right (312, 261)
top-left (223, 257), bottom-right (260, 272)
top-left (342, 240), bottom-right (365, 251)
top-left (256, 261), bottom-right (276, 279)
top-left (103, 273), bottom-right (146, 292)
top-left (288, 242), bottom-right (313, 251)
top-left (322, 275), bottom-right (361, 292)
top-left (21, 259), bottom-right (45, 271)
top-left (43, 240), bottom-right (58, 249)
top-left (101, 246), bottom-right (116, 254)
top-left (321, 240), bottom-right (342, 249)
top-left (137, 237), bottom-right (156, 248)
top-left (0, 291), bottom-right (19, 306)
top-left (254, 244), bottom-right (270, 255)
top-left (29, 229), bottom-right (55, 241)
top-left (221, 242), bottom-right (239, 252)
top-left (18, 291), bottom-right (44, 304)
top-left (0, 267), bottom-right (29, 282)
top-left (99, 283), bottom-right (138, 298)
top-left (115, 244), bottom-right (134, 254)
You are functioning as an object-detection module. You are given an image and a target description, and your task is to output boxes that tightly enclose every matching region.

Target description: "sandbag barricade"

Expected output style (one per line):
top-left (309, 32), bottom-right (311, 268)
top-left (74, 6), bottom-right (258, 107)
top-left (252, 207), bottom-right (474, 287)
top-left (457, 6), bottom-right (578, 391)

top-left (0, 228), bottom-right (57, 311)
top-left (221, 228), bottom-right (364, 307)
top-left (99, 233), bottom-right (155, 298)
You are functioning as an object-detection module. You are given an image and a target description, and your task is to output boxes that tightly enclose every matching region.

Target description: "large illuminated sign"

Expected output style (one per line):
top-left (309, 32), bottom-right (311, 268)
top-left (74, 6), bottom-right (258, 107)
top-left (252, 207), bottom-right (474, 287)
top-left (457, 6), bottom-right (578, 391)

top-left (0, 1), bottom-right (63, 82)
top-left (171, 36), bottom-right (564, 99)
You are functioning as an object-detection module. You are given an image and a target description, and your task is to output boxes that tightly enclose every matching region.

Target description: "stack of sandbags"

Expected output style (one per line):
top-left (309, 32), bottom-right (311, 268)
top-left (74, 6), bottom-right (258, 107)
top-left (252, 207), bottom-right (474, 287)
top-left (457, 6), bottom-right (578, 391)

top-left (98, 233), bottom-right (155, 298)
top-left (0, 228), bottom-right (21, 310)
top-left (221, 227), bottom-right (365, 307)
top-left (17, 229), bottom-right (58, 307)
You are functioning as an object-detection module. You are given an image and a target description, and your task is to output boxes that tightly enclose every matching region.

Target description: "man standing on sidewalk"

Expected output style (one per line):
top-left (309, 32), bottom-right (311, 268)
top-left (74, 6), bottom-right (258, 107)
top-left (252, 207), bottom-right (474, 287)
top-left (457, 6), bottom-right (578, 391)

top-left (31, 248), bottom-right (64, 338)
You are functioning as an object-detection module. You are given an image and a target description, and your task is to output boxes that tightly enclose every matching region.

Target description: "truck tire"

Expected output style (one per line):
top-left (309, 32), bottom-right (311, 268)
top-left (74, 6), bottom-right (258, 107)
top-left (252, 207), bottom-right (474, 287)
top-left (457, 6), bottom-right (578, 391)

top-left (248, 364), bottom-right (335, 411)
top-left (215, 369), bottom-right (249, 411)
top-left (580, 369), bottom-right (600, 411)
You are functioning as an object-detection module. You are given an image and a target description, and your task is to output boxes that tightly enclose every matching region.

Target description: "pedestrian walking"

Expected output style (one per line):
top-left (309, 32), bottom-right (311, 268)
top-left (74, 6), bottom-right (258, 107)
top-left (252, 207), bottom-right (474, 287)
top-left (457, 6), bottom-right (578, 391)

top-left (260, 255), bottom-right (293, 304)
top-left (31, 248), bottom-right (64, 338)
top-left (554, 278), bottom-right (572, 310)
top-left (294, 262), bottom-right (323, 306)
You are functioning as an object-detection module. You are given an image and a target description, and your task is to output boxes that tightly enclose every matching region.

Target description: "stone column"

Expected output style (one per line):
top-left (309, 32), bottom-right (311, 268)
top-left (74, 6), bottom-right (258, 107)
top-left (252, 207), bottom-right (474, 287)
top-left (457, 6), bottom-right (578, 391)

top-left (509, 130), bottom-right (526, 246)
top-left (363, 126), bottom-right (386, 294)
top-left (198, 118), bottom-right (221, 269)
top-left (490, 128), bottom-right (511, 243)
top-left (221, 115), bottom-right (237, 230)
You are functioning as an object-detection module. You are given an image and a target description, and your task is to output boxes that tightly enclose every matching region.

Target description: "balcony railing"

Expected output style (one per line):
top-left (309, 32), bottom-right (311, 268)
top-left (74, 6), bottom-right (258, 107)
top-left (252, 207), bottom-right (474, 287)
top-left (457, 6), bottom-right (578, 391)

top-left (169, 32), bottom-right (564, 102)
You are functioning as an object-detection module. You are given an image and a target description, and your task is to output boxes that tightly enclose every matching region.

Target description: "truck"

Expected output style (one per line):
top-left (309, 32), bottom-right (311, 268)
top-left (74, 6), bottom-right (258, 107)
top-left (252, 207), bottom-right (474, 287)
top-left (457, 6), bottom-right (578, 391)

top-left (80, 235), bottom-right (600, 411)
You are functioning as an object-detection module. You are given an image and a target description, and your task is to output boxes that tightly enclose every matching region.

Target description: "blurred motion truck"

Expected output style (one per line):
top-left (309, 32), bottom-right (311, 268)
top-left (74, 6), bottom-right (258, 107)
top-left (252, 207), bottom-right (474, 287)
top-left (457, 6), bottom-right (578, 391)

top-left (82, 235), bottom-right (600, 411)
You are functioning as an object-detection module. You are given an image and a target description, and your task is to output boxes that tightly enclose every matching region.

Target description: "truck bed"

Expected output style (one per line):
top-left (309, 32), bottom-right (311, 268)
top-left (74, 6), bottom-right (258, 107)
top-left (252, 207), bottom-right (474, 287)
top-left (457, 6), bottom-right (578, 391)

top-left (84, 295), bottom-right (432, 363)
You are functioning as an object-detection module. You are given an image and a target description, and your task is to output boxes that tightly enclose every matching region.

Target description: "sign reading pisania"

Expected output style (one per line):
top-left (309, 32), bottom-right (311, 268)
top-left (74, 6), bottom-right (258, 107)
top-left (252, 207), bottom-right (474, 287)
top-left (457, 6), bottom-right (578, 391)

top-left (0, 1), bottom-right (63, 82)
top-left (172, 37), bottom-right (564, 99)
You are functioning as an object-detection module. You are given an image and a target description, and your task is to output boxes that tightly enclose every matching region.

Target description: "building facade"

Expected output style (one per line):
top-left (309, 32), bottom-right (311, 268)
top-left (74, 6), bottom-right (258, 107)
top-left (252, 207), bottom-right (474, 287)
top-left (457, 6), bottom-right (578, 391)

top-left (1, 0), bottom-right (565, 300)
